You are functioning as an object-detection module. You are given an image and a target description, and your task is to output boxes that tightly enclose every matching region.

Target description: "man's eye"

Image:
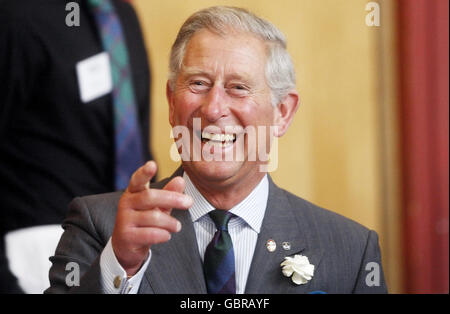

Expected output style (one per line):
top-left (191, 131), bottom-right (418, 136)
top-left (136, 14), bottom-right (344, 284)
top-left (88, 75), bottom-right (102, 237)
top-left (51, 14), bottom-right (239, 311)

top-left (189, 81), bottom-right (209, 92)
top-left (228, 85), bottom-right (249, 96)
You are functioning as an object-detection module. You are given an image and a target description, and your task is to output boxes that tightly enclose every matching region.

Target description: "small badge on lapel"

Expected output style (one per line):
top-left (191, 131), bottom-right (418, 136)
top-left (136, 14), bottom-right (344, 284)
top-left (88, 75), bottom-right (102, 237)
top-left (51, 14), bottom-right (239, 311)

top-left (282, 242), bottom-right (291, 251)
top-left (266, 239), bottom-right (276, 252)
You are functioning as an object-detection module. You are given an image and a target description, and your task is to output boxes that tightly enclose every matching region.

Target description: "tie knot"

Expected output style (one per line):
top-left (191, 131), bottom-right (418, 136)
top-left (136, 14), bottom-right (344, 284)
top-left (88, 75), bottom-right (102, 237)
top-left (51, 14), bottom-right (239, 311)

top-left (209, 210), bottom-right (233, 231)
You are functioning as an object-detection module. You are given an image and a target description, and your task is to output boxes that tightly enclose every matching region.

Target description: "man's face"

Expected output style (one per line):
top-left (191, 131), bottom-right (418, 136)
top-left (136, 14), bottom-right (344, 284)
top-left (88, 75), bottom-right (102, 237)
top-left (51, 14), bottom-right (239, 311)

top-left (167, 29), bottom-right (277, 188)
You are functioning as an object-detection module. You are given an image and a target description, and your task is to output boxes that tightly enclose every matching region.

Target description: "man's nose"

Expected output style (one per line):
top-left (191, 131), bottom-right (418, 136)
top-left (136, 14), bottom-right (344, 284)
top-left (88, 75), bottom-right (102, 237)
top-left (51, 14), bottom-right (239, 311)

top-left (200, 85), bottom-right (228, 122)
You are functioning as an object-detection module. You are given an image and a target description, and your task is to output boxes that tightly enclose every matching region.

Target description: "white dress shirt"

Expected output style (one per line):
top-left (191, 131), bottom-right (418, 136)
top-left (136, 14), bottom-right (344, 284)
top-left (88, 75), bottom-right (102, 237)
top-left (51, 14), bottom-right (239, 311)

top-left (100, 172), bottom-right (269, 294)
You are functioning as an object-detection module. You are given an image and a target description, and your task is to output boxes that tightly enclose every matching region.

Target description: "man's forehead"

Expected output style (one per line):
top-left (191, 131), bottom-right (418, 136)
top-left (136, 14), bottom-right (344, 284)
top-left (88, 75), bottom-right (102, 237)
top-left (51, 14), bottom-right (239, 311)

top-left (184, 28), bottom-right (266, 56)
top-left (179, 30), bottom-right (267, 78)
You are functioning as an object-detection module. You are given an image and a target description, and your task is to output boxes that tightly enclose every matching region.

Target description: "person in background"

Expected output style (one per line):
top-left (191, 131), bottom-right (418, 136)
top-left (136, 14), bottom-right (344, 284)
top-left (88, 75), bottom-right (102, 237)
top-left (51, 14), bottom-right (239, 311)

top-left (0, 0), bottom-right (152, 293)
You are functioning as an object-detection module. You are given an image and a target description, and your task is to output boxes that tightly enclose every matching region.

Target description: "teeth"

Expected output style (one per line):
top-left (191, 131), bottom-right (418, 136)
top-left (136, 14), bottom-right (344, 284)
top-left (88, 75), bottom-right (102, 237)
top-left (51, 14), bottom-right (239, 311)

top-left (201, 131), bottom-right (236, 142)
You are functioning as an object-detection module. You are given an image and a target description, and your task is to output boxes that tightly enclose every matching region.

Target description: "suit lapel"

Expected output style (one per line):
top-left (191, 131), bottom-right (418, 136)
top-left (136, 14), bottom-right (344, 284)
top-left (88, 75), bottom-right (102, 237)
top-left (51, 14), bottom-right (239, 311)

top-left (142, 166), bottom-right (207, 293)
top-left (143, 208), bottom-right (207, 293)
top-left (142, 169), bottom-right (323, 293)
top-left (245, 177), bottom-right (324, 294)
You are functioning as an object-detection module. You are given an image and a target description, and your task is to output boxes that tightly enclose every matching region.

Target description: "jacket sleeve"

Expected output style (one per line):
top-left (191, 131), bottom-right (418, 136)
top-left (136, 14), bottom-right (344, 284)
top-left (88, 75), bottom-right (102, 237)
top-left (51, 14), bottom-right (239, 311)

top-left (352, 230), bottom-right (388, 293)
top-left (45, 197), bottom-right (106, 294)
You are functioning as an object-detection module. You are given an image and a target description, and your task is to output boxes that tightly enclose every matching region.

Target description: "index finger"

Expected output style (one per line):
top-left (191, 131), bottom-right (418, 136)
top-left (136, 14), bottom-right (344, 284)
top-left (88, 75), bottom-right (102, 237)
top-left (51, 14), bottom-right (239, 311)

top-left (127, 161), bottom-right (157, 194)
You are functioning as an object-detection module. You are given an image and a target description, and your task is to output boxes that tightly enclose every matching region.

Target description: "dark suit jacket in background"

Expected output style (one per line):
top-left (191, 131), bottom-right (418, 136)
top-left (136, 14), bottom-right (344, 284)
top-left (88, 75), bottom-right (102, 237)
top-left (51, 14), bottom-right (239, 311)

top-left (46, 169), bottom-right (388, 294)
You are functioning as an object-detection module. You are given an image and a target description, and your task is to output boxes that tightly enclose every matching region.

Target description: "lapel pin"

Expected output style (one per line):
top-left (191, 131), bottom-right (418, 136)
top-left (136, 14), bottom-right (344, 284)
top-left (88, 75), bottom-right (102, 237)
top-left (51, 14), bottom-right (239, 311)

top-left (266, 239), bottom-right (276, 252)
top-left (282, 242), bottom-right (291, 251)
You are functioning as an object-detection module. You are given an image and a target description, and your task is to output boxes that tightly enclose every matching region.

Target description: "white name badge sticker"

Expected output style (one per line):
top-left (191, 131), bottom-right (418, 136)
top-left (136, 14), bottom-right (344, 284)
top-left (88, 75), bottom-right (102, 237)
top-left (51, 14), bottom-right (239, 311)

top-left (76, 52), bottom-right (113, 103)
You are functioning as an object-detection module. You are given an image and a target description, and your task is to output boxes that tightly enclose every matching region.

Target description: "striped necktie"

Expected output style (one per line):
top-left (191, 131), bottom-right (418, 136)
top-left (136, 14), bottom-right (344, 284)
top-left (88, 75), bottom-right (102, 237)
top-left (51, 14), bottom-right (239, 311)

top-left (203, 210), bottom-right (236, 294)
top-left (88, 0), bottom-right (144, 190)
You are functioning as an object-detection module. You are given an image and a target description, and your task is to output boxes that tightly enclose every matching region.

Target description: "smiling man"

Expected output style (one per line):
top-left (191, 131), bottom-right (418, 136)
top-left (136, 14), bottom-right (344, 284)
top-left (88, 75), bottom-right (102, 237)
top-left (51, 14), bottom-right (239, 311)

top-left (46, 6), bottom-right (387, 294)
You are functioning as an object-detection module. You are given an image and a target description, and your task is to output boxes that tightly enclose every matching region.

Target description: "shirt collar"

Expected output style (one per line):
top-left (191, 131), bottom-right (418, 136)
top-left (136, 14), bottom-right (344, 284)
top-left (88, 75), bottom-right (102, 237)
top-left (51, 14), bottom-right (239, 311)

top-left (183, 172), bottom-right (268, 233)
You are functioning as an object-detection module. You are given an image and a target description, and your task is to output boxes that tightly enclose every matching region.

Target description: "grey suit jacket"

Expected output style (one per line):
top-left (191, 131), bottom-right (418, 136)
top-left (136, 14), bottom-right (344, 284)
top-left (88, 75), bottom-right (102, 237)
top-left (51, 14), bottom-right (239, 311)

top-left (45, 169), bottom-right (387, 294)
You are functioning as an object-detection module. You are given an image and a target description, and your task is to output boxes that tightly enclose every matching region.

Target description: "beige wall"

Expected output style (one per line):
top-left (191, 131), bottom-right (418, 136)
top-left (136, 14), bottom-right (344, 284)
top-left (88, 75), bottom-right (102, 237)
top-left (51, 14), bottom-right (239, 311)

top-left (133, 0), bottom-right (401, 292)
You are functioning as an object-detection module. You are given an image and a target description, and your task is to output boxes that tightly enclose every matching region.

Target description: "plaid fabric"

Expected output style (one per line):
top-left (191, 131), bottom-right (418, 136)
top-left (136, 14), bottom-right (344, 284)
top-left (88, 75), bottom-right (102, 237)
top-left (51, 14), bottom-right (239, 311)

top-left (203, 210), bottom-right (236, 294)
top-left (88, 0), bottom-right (144, 190)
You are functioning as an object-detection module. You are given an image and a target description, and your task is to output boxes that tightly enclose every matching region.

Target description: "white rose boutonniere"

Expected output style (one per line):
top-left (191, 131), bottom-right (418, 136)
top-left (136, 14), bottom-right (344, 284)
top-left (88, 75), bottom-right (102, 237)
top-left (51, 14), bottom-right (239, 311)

top-left (280, 254), bottom-right (315, 285)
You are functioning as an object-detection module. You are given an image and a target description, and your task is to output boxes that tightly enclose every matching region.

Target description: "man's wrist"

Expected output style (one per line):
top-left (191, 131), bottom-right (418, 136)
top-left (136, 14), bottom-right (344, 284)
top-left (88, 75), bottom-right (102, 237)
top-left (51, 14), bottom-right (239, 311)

top-left (100, 238), bottom-right (151, 294)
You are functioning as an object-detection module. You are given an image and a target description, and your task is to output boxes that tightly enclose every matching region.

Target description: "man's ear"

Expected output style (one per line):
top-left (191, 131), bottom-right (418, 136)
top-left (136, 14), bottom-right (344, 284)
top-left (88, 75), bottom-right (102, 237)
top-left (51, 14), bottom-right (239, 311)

top-left (273, 91), bottom-right (300, 137)
top-left (166, 80), bottom-right (175, 127)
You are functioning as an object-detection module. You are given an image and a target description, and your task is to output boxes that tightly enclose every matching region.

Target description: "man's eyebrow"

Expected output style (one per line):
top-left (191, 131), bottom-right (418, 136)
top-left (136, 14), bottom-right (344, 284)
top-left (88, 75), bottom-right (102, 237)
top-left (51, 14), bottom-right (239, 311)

top-left (181, 66), bottom-right (254, 83)
top-left (180, 66), bottom-right (209, 77)
top-left (226, 73), bottom-right (253, 82)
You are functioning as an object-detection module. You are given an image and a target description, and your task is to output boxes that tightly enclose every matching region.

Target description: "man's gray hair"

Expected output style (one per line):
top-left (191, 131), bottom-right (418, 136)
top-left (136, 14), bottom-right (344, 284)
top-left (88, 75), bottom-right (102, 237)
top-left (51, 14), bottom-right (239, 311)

top-left (168, 6), bottom-right (296, 106)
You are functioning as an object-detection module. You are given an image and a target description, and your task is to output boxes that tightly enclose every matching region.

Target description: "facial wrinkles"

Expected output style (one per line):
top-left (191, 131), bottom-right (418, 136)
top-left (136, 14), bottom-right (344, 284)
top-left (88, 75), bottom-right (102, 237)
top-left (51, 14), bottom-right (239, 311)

top-left (173, 32), bottom-right (274, 129)
top-left (177, 67), bottom-right (268, 107)
top-left (186, 35), bottom-right (265, 82)
top-left (174, 84), bottom-right (272, 134)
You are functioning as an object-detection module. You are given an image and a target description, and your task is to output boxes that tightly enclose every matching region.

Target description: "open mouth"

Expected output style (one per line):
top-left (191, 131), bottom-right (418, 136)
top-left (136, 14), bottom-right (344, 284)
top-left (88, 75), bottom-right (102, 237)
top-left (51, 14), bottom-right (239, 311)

top-left (200, 130), bottom-right (237, 148)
